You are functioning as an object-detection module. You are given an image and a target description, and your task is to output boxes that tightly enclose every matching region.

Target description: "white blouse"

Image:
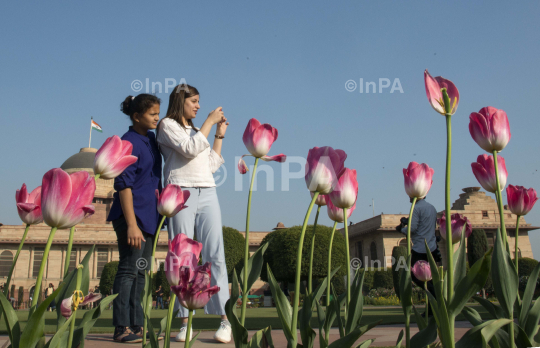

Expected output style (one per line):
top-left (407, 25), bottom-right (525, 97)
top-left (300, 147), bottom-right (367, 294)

top-left (157, 118), bottom-right (225, 187)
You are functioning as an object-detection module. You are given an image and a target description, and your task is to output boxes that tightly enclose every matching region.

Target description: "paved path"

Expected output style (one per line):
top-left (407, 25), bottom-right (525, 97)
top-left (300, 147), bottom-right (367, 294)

top-left (0, 322), bottom-right (473, 347)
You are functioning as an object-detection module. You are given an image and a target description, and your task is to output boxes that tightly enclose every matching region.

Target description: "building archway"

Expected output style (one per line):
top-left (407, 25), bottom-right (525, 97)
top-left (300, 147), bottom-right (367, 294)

top-left (370, 241), bottom-right (378, 261)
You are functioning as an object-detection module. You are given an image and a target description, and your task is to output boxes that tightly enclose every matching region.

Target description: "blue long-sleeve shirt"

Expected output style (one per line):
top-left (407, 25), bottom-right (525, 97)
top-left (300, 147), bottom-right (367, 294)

top-left (401, 199), bottom-right (438, 253)
top-left (107, 127), bottom-right (162, 235)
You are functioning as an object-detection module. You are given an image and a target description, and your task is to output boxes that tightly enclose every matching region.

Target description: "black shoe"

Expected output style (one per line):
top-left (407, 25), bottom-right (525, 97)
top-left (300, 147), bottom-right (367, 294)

top-left (113, 326), bottom-right (142, 343)
top-left (131, 326), bottom-right (163, 341)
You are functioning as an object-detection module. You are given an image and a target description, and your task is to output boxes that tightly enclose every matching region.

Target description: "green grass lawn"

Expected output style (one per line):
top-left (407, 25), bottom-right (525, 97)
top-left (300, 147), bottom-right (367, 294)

top-left (0, 305), bottom-right (494, 334)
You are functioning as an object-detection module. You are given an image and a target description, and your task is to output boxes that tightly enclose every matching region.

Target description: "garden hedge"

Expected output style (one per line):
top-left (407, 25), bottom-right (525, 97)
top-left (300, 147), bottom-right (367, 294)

top-left (222, 226), bottom-right (246, 283)
top-left (391, 246), bottom-right (407, 298)
top-left (98, 261), bottom-right (119, 296)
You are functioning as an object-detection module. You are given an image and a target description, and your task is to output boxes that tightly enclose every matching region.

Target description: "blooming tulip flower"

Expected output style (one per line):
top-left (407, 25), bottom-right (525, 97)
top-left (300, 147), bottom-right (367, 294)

top-left (156, 184), bottom-right (190, 218)
top-left (469, 107), bottom-right (511, 153)
top-left (403, 162), bottom-right (434, 199)
top-left (93, 135), bottom-right (138, 179)
top-left (506, 185), bottom-right (538, 216)
top-left (15, 184), bottom-right (43, 225)
top-left (41, 168), bottom-right (96, 229)
top-left (327, 199), bottom-right (356, 223)
top-left (165, 234), bottom-right (202, 286)
top-left (424, 70), bottom-right (459, 116)
top-left (438, 212), bottom-right (472, 244)
top-left (237, 118), bottom-right (286, 174)
top-left (305, 146), bottom-right (347, 194)
top-left (311, 192), bottom-right (328, 206)
top-left (329, 168), bottom-right (358, 209)
top-left (171, 262), bottom-right (220, 310)
top-left (471, 154), bottom-right (508, 193)
top-left (61, 291), bottom-right (102, 318)
top-left (412, 260), bottom-right (432, 282)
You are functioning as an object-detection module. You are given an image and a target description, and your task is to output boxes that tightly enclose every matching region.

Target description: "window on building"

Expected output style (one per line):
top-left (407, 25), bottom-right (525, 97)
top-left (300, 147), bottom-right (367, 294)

top-left (96, 248), bottom-right (109, 278)
top-left (67, 250), bottom-right (77, 274)
top-left (356, 242), bottom-right (363, 265)
top-left (33, 247), bottom-right (45, 278)
top-left (482, 211), bottom-right (488, 219)
top-left (370, 242), bottom-right (378, 261)
top-left (0, 251), bottom-right (14, 277)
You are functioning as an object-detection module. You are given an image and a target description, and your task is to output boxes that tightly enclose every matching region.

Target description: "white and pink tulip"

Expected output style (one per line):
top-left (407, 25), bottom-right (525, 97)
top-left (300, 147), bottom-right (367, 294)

top-left (329, 168), bottom-right (358, 209)
top-left (15, 184), bottom-right (43, 225)
top-left (471, 154), bottom-right (508, 193)
top-left (469, 107), bottom-right (511, 153)
top-left (93, 135), bottom-right (138, 179)
top-left (403, 162), bottom-right (434, 199)
top-left (156, 184), bottom-right (190, 218)
top-left (438, 212), bottom-right (472, 244)
top-left (424, 69), bottom-right (460, 116)
top-left (305, 146), bottom-right (347, 194)
top-left (506, 185), bottom-right (538, 216)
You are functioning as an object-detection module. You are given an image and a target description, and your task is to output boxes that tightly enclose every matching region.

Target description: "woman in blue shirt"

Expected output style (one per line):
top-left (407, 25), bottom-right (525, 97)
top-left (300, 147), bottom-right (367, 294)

top-left (107, 93), bottom-right (162, 343)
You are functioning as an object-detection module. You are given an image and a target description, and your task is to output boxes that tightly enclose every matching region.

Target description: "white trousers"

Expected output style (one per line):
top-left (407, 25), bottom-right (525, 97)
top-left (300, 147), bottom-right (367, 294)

top-left (167, 186), bottom-right (229, 317)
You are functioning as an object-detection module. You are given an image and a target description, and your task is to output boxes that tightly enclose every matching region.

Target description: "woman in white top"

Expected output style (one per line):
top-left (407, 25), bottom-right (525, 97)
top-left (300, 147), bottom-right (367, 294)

top-left (156, 84), bottom-right (231, 343)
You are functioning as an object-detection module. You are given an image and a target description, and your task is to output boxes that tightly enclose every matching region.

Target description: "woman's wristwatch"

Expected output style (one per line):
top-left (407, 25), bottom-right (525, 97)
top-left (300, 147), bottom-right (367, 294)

top-left (215, 134), bottom-right (225, 139)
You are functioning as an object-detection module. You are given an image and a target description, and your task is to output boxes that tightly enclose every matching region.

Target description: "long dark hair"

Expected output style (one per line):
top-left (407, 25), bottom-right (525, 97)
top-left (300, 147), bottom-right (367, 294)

top-left (161, 84), bottom-right (199, 131)
top-left (121, 94), bottom-right (161, 121)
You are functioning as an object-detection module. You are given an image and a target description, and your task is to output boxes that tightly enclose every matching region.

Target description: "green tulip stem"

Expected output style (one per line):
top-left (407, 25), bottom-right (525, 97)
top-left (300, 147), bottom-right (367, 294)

top-left (185, 310), bottom-right (194, 348)
top-left (308, 205), bottom-right (321, 295)
top-left (492, 150), bottom-right (508, 246)
top-left (3, 224), bottom-right (30, 297)
top-left (143, 215), bottom-right (167, 347)
top-left (326, 221), bottom-right (338, 308)
top-left (31, 227), bottom-right (57, 308)
top-left (424, 282), bottom-right (429, 322)
top-left (405, 196), bottom-right (417, 348)
top-left (67, 265), bottom-right (83, 348)
top-left (64, 226), bottom-right (76, 278)
top-left (343, 207), bottom-right (351, 308)
top-left (515, 215), bottom-right (521, 274)
top-left (241, 157), bottom-right (259, 326)
top-left (164, 293), bottom-right (177, 348)
top-left (291, 191), bottom-right (319, 347)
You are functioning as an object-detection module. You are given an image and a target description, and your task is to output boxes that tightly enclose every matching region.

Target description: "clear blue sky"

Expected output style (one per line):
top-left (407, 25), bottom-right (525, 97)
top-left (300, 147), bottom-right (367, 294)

top-left (1, 1), bottom-right (539, 258)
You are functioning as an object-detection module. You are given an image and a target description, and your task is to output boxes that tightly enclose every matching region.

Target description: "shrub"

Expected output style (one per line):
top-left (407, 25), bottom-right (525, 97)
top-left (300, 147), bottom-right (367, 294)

top-left (373, 268), bottom-right (394, 289)
top-left (517, 258), bottom-right (539, 278)
top-left (260, 224), bottom-right (346, 295)
top-left (391, 246), bottom-right (407, 298)
top-left (153, 263), bottom-right (171, 300)
top-left (99, 261), bottom-right (119, 296)
top-left (363, 269), bottom-right (375, 293)
top-left (222, 226), bottom-right (246, 283)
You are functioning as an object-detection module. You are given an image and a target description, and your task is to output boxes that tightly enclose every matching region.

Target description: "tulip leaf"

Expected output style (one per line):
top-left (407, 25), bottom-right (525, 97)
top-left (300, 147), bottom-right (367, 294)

top-left (395, 329), bottom-right (404, 348)
top-left (461, 306), bottom-right (483, 326)
top-left (266, 265), bottom-right (294, 345)
top-left (455, 319), bottom-right (512, 348)
top-left (398, 255), bottom-right (412, 311)
top-left (412, 305), bottom-right (427, 331)
top-left (345, 268), bottom-right (365, 334)
top-left (225, 270), bottom-right (249, 348)
top-left (56, 245), bottom-right (95, 329)
top-left (20, 284), bottom-right (64, 348)
top-left (515, 323), bottom-right (537, 348)
top-left (331, 286), bottom-right (345, 338)
top-left (453, 224), bottom-right (468, 291)
top-left (519, 262), bottom-right (540, 327)
top-left (449, 248), bottom-right (492, 317)
top-left (248, 326), bottom-right (274, 348)
top-left (70, 294), bottom-right (118, 348)
top-left (298, 292), bottom-right (316, 348)
top-left (43, 314), bottom-right (73, 348)
top-left (0, 290), bottom-right (21, 348)
top-left (523, 293), bottom-right (540, 340)
top-left (354, 339), bottom-right (375, 348)
top-left (145, 313), bottom-right (161, 348)
top-left (492, 228), bottom-right (519, 319)
top-left (461, 306), bottom-right (510, 348)
top-left (410, 317), bottom-right (438, 348)
top-left (239, 242), bottom-right (269, 296)
top-left (424, 241), bottom-right (444, 302)
top-left (315, 302), bottom-right (329, 348)
top-left (327, 321), bottom-right (380, 348)
top-left (473, 296), bottom-right (505, 320)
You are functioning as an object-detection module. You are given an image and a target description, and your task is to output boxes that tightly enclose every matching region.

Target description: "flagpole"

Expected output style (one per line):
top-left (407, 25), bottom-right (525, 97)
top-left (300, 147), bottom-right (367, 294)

top-left (89, 117), bottom-right (93, 148)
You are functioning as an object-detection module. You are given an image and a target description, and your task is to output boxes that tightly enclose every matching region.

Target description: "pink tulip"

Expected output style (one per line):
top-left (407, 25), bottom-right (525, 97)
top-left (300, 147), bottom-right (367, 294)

top-left (305, 146), bottom-right (347, 194)
top-left (41, 168), bottom-right (96, 229)
top-left (238, 118), bottom-right (286, 174)
top-left (424, 70), bottom-right (460, 116)
top-left (15, 184), bottom-right (43, 225)
top-left (311, 192), bottom-right (329, 206)
top-left (506, 185), bottom-right (538, 216)
top-left (61, 292), bottom-right (102, 318)
top-left (156, 185), bottom-right (190, 218)
top-left (471, 154), bottom-right (508, 193)
top-left (412, 260), bottom-right (432, 282)
top-left (329, 168), bottom-right (358, 209)
top-left (469, 107), bottom-right (511, 153)
top-left (327, 199), bottom-right (356, 223)
top-left (403, 162), bottom-right (434, 199)
top-left (165, 234), bottom-right (203, 286)
top-left (171, 262), bottom-right (220, 310)
top-left (93, 135), bottom-right (138, 179)
top-left (438, 212), bottom-right (472, 244)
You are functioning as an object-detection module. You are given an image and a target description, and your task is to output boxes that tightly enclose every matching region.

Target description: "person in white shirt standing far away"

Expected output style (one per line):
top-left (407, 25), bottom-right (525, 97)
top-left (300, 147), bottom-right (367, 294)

top-left (156, 84), bottom-right (231, 343)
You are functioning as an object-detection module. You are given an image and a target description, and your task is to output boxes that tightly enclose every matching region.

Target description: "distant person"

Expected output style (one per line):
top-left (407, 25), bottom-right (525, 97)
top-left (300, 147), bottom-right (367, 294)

top-left (107, 93), bottom-right (163, 343)
top-left (45, 283), bottom-right (56, 312)
top-left (396, 196), bottom-right (442, 315)
top-left (155, 285), bottom-right (164, 310)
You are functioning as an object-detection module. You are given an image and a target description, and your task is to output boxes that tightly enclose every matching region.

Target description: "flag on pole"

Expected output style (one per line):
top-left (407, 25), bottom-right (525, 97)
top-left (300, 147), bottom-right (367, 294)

top-left (91, 120), bottom-right (103, 133)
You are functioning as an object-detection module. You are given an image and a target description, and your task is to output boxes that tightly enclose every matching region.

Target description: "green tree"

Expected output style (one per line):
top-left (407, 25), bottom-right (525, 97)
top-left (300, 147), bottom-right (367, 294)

top-left (468, 229), bottom-right (491, 295)
top-left (98, 261), bottom-right (119, 296)
top-left (517, 258), bottom-right (539, 278)
top-left (260, 224), bottom-right (346, 295)
top-left (391, 246), bottom-right (407, 298)
top-left (153, 263), bottom-right (171, 301)
top-left (222, 226), bottom-right (246, 283)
